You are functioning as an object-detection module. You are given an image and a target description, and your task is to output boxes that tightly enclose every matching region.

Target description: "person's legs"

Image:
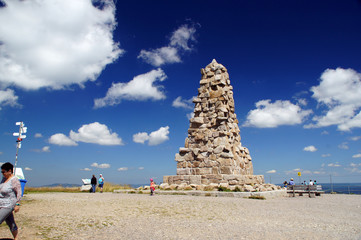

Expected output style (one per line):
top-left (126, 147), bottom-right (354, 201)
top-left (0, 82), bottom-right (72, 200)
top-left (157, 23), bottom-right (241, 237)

top-left (2, 210), bottom-right (18, 240)
top-left (0, 207), bottom-right (12, 224)
top-left (12, 229), bottom-right (18, 240)
top-left (92, 184), bottom-right (96, 193)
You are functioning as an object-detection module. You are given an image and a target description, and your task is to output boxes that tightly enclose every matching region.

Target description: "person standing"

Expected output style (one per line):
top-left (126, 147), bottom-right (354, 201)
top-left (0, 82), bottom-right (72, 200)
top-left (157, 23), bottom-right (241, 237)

top-left (150, 178), bottom-right (155, 196)
top-left (98, 174), bottom-right (104, 193)
top-left (309, 180), bottom-right (314, 185)
top-left (289, 178), bottom-right (295, 185)
top-left (0, 162), bottom-right (21, 240)
top-left (91, 175), bottom-right (97, 193)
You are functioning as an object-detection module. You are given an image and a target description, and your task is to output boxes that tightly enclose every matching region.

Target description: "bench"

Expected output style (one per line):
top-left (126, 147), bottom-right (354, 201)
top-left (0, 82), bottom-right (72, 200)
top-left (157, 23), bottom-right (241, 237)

top-left (287, 185), bottom-right (324, 198)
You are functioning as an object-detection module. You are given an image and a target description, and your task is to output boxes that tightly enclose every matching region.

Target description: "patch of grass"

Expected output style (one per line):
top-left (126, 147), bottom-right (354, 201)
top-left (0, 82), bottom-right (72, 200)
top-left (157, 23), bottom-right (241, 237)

top-left (219, 186), bottom-right (238, 192)
top-left (102, 182), bottom-right (132, 192)
top-left (218, 186), bottom-right (230, 192)
top-left (203, 186), bottom-right (215, 191)
top-left (25, 182), bottom-right (132, 194)
top-left (25, 186), bottom-right (80, 193)
top-left (234, 186), bottom-right (243, 192)
top-left (248, 195), bottom-right (266, 200)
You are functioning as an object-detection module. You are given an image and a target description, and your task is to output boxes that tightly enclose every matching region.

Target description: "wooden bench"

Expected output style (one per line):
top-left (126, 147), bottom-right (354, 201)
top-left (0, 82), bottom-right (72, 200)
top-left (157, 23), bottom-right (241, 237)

top-left (287, 185), bottom-right (324, 198)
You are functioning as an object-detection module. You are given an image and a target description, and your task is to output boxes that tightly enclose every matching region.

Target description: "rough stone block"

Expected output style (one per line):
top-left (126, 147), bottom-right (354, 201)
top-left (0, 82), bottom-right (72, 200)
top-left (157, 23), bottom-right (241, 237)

top-left (199, 168), bottom-right (212, 175)
top-left (220, 166), bottom-right (232, 174)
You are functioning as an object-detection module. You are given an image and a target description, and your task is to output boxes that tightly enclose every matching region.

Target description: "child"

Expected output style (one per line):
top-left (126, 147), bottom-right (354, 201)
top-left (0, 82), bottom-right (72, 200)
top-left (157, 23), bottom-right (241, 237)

top-left (150, 178), bottom-right (155, 196)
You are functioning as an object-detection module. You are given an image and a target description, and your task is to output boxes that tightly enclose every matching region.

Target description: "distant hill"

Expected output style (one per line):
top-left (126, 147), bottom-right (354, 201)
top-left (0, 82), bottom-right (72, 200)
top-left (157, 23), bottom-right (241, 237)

top-left (41, 183), bottom-right (82, 188)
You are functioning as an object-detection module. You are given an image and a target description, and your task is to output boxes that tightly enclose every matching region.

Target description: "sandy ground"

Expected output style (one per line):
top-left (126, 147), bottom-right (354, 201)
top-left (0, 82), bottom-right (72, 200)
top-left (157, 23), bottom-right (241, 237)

top-left (0, 192), bottom-right (360, 240)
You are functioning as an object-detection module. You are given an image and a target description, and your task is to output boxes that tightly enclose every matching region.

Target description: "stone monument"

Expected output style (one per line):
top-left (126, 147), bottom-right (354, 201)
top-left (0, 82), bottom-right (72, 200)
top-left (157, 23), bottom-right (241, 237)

top-left (163, 59), bottom-right (265, 190)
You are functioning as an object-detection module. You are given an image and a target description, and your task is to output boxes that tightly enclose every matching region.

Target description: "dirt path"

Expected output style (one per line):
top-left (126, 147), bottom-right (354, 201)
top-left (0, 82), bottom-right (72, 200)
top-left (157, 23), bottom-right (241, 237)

top-left (1, 192), bottom-right (360, 239)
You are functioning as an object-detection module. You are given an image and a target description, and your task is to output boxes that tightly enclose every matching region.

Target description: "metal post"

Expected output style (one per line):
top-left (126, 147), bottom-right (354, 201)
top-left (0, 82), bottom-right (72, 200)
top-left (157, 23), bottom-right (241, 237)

top-left (14, 142), bottom-right (20, 176)
top-left (13, 121), bottom-right (27, 176)
top-left (14, 122), bottom-right (23, 176)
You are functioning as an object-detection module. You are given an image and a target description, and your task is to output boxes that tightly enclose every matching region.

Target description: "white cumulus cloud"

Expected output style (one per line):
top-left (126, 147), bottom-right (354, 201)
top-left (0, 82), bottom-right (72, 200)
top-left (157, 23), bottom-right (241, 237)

top-left (306, 68), bottom-right (361, 131)
top-left (49, 133), bottom-right (78, 146)
top-left (350, 136), bottom-right (361, 141)
top-left (24, 167), bottom-right (32, 171)
top-left (80, 168), bottom-right (92, 171)
top-left (266, 170), bottom-right (276, 174)
top-left (138, 47), bottom-right (181, 67)
top-left (350, 163), bottom-right (361, 167)
top-left (41, 146), bottom-right (51, 152)
top-left (304, 145), bottom-right (317, 152)
top-left (94, 69), bottom-right (167, 108)
top-left (243, 99), bottom-right (312, 128)
top-left (0, 0), bottom-right (123, 90)
top-left (133, 132), bottom-right (150, 144)
top-left (49, 122), bottom-right (123, 146)
top-left (133, 126), bottom-right (170, 146)
top-left (138, 24), bottom-right (197, 67)
top-left (172, 96), bottom-right (194, 110)
top-left (148, 126), bottom-right (170, 145)
top-left (117, 167), bottom-right (128, 171)
top-left (0, 89), bottom-right (20, 109)
top-left (352, 153), bottom-right (361, 158)
top-left (91, 162), bottom-right (110, 169)
top-left (34, 133), bottom-right (43, 138)
top-left (338, 142), bottom-right (349, 150)
top-left (70, 122), bottom-right (123, 145)
top-left (328, 163), bottom-right (341, 167)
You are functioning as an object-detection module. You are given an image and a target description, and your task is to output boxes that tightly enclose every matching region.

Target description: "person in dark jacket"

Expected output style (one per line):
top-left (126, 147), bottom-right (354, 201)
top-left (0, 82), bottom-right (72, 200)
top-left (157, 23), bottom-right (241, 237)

top-left (91, 175), bottom-right (97, 193)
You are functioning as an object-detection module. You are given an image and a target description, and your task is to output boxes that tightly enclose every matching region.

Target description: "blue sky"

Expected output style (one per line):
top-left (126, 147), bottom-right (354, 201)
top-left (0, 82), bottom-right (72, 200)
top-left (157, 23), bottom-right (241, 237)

top-left (1, 0), bottom-right (361, 186)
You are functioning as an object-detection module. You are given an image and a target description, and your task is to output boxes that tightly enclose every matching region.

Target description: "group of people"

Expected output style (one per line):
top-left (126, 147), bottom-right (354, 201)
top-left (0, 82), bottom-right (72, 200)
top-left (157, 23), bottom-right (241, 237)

top-left (303, 180), bottom-right (317, 185)
top-left (0, 161), bottom-right (157, 240)
top-left (284, 178), bottom-right (318, 187)
top-left (90, 174), bottom-right (105, 193)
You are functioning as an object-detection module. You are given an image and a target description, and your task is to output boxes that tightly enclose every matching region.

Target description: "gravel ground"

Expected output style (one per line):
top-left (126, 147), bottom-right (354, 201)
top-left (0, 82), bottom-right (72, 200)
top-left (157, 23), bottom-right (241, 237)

top-left (0, 192), bottom-right (360, 240)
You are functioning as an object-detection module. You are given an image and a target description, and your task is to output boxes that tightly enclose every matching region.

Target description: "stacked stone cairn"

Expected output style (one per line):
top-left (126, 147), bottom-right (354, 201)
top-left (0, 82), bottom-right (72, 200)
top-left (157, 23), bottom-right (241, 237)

top-left (161, 59), bottom-right (280, 192)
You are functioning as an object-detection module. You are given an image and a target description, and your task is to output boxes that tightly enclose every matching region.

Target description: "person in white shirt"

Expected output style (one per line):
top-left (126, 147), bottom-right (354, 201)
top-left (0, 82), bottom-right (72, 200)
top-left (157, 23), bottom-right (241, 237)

top-left (309, 180), bottom-right (314, 185)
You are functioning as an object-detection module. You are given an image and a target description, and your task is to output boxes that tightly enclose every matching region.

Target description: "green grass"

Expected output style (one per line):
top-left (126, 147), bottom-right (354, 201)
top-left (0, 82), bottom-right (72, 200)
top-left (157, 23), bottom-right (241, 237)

top-left (218, 186), bottom-right (232, 192)
top-left (24, 182), bottom-right (132, 194)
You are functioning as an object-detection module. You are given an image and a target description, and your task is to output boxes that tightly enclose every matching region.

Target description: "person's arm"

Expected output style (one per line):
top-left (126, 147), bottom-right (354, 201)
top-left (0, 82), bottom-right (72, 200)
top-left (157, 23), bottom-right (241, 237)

top-left (13, 178), bottom-right (22, 212)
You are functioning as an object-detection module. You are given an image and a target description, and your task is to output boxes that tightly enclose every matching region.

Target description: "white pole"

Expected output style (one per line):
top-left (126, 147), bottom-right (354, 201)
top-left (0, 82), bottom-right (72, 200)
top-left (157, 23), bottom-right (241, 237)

top-left (14, 122), bottom-right (25, 176)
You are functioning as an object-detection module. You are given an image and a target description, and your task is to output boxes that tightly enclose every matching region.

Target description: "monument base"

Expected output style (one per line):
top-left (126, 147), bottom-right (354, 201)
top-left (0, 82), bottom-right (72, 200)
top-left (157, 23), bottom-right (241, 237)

top-left (163, 174), bottom-right (264, 186)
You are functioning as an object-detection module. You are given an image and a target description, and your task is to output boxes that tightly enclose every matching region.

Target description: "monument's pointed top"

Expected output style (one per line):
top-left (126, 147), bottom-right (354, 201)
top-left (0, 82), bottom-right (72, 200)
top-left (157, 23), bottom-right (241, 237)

top-left (205, 59), bottom-right (227, 72)
top-left (206, 59), bottom-right (220, 69)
